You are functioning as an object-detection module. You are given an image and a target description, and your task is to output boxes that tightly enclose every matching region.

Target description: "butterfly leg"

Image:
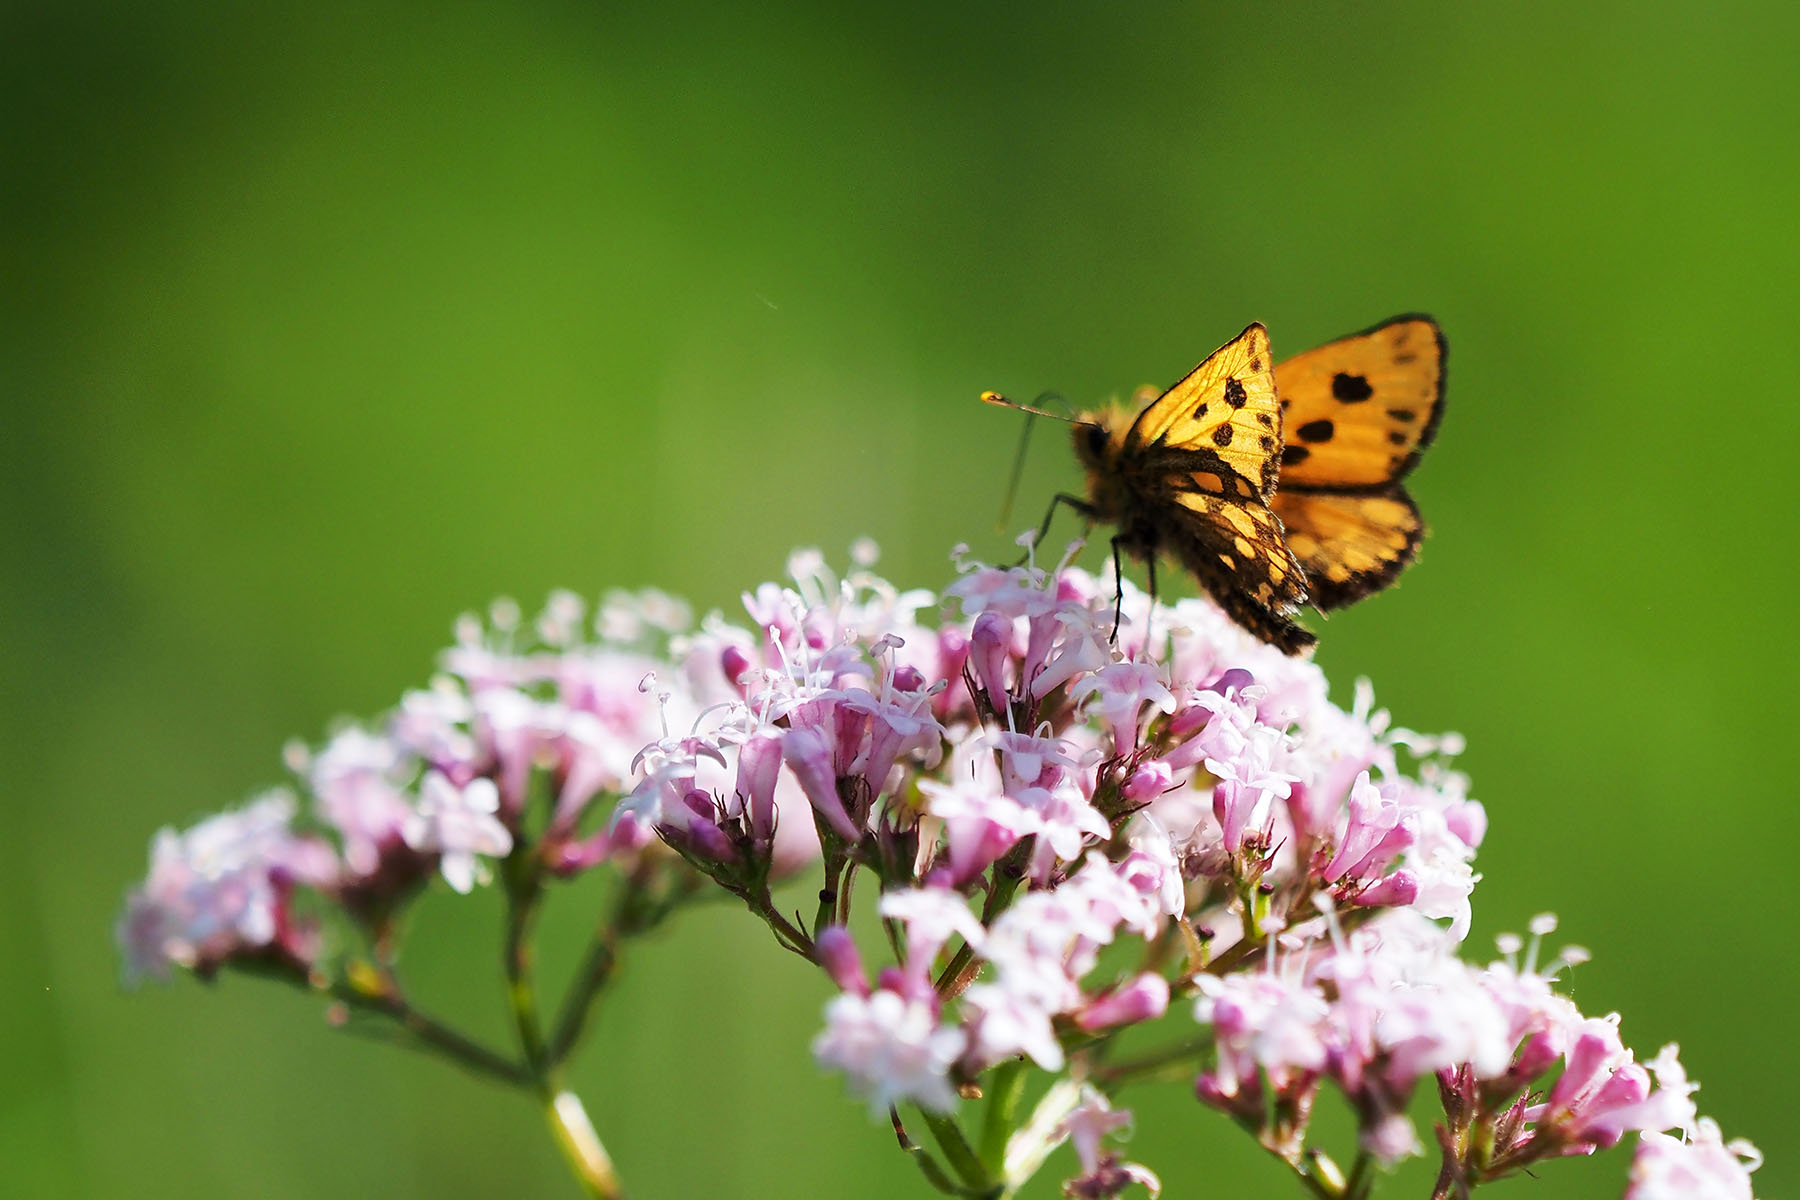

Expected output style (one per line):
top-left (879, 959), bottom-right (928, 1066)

top-left (1016, 492), bottom-right (1098, 566)
top-left (1109, 535), bottom-right (1127, 643)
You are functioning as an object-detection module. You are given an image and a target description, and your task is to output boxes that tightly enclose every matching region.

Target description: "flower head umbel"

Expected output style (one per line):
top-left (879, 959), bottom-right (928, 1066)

top-left (118, 792), bottom-right (334, 984)
top-left (118, 541), bottom-right (1760, 1200)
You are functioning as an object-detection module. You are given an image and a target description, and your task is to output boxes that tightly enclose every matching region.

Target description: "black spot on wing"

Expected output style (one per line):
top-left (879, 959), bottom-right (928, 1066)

top-left (1387, 408), bottom-right (1416, 423)
top-left (1332, 373), bottom-right (1373, 402)
top-left (1281, 445), bottom-right (1310, 467)
top-left (1212, 424), bottom-right (1233, 448)
top-left (1296, 419), bottom-right (1334, 443)
top-left (1223, 379), bottom-right (1248, 409)
top-left (1192, 402), bottom-right (1208, 420)
top-left (1387, 431), bottom-right (1408, 445)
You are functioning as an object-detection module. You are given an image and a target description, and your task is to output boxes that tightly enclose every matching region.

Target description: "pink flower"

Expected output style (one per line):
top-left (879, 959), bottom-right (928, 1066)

top-left (470, 688), bottom-right (563, 818)
top-left (816, 926), bottom-right (869, 996)
top-left (813, 989), bottom-right (965, 1117)
top-left (1121, 760), bottom-right (1172, 804)
top-left (1194, 971), bottom-right (1330, 1099)
top-left (1070, 662), bottom-right (1175, 754)
top-left (1627, 1118), bottom-right (1762, 1200)
top-left (782, 726), bottom-right (861, 842)
top-left (1059, 1088), bottom-right (1161, 1198)
top-left (402, 773), bottom-right (513, 893)
top-left (307, 727), bottom-right (414, 877)
top-left (117, 792), bottom-right (333, 984)
top-left (1532, 1032), bottom-right (1699, 1152)
top-left (919, 769), bottom-right (1038, 885)
top-left (1076, 972), bottom-right (1170, 1032)
top-left (1206, 732), bottom-right (1296, 856)
top-left (878, 887), bottom-right (985, 993)
top-left (733, 731), bottom-right (783, 843)
top-left (1321, 772), bottom-right (1415, 884)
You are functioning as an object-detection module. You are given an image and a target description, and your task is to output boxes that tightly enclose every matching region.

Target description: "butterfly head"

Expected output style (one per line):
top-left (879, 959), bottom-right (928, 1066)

top-left (1069, 408), bottom-right (1123, 472)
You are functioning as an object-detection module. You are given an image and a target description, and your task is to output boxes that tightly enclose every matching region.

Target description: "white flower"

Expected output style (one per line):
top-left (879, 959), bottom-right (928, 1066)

top-left (403, 773), bottom-right (513, 893)
top-left (1627, 1118), bottom-right (1761, 1200)
top-left (812, 990), bottom-right (965, 1116)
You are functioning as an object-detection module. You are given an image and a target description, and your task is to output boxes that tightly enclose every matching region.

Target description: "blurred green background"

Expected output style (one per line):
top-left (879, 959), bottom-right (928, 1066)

top-left (5, 2), bottom-right (1796, 1196)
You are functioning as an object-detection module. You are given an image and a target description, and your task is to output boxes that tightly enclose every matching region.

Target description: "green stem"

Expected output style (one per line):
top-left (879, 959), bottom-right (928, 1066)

top-left (324, 980), bottom-right (531, 1088)
top-left (1091, 1035), bottom-right (1211, 1090)
top-left (935, 866), bottom-right (1023, 998)
top-left (1001, 1077), bottom-right (1082, 1194)
top-left (978, 1059), bottom-right (1028, 1174)
top-left (1286, 1147), bottom-right (1348, 1200)
top-left (548, 916), bottom-right (622, 1067)
top-left (920, 1110), bottom-right (995, 1195)
top-left (501, 848), bottom-right (625, 1197)
top-left (747, 883), bottom-right (817, 959)
top-left (814, 840), bottom-right (848, 939)
top-left (544, 1087), bottom-right (625, 1200)
top-left (549, 863), bottom-right (677, 1067)
top-left (504, 855), bottom-right (549, 1074)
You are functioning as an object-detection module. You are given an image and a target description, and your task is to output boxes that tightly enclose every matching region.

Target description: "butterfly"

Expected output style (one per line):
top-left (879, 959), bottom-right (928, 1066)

top-left (982, 316), bottom-right (1445, 654)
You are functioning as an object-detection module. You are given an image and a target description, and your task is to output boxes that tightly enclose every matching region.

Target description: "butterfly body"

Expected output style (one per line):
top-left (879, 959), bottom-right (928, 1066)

top-left (990, 316), bottom-right (1445, 656)
top-left (1070, 383), bottom-right (1317, 654)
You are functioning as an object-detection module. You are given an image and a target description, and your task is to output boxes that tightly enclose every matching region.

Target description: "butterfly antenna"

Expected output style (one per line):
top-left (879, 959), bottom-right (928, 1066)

top-left (996, 410), bottom-right (1036, 532)
top-left (980, 390), bottom-right (1084, 423)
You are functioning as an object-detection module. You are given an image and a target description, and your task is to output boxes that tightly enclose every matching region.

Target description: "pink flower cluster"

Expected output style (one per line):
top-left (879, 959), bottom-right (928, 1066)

top-left (813, 849), bottom-right (1176, 1111)
top-left (117, 588), bottom-right (691, 982)
top-left (1192, 910), bottom-right (1725, 1180)
top-left (117, 543), bottom-right (1761, 1200)
top-left (117, 792), bottom-right (335, 982)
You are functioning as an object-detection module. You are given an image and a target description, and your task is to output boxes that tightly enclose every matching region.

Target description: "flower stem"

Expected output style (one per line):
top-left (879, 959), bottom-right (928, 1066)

top-left (978, 1059), bottom-right (1028, 1174)
top-left (1001, 1077), bottom-right (1082, 1193)
top-left (545, 1087), bottom-right (624, 1200)
top-left (1091, 1034), bottom-right (1211, 1090)
top-left (503, 853), bottom-right (549, 1073)
top-left (549, 862), bottom-right (676, 1067)
top-left (501, 849), bottom-right (626, 1197)
top-left (920, 1109), bottom-right (995, 1196)
top-left (322, 978), bottom-right (530, 1088)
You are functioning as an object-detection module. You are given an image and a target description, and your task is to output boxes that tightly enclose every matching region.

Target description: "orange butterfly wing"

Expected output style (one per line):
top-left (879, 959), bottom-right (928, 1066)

top-left (1168, 489), bottom-right (1314, 653)
top-left (1125, 323), bottom-right (1285, 500)
top-left (1270, 315), bottom-right (1445, 611)
top-left (1274, 315), bottom-right (1444, 488)
top-left (1270, 489), bottom-right (1423, 612)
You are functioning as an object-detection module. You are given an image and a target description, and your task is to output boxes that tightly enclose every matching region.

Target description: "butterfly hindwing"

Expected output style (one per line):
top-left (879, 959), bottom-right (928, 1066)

top-left (1170, 487), bottom-right (1309, 606)
top-left (1273, 315), bottom-right (1445, 490)
top-left (1125, 324), bottom-right (1284, 499)
top-left (1269, 488), bottom-right (1423, 611)
top-left (1163, 491), bottom-right (1315, 654)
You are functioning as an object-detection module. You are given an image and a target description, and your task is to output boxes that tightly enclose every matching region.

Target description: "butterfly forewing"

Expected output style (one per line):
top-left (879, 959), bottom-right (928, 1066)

top-left (1273, 315), bottom-right (1445, 489)
top-left (1270, 489), bottom-right (1423, 611)
top-left (1126, 324), bottom-right (1284, 499)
